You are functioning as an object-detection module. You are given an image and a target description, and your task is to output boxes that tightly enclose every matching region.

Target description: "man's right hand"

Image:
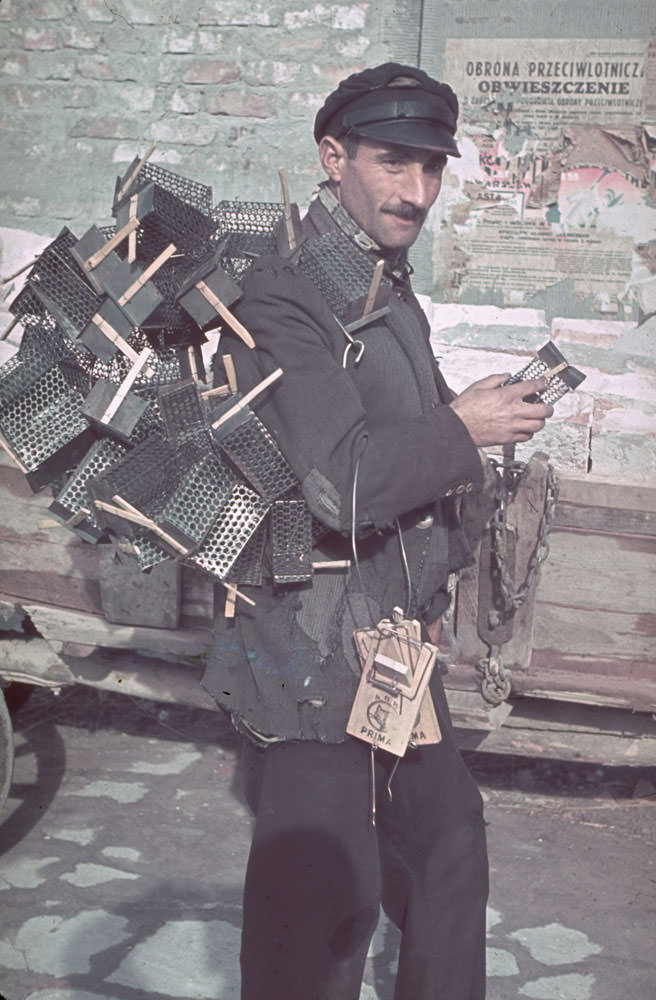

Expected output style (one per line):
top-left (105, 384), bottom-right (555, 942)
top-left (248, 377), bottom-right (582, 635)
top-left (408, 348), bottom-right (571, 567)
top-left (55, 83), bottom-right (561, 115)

top-left (449, 374), bottom-right (554, 447)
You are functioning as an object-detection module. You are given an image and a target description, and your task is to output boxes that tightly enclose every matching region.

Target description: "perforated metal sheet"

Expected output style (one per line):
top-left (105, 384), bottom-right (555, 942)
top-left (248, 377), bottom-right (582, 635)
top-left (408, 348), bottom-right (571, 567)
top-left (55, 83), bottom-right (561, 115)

top-left (212, 201), bottom-right (284, 281)
top-left (49, 437), bottom-right (127, 542)
top-left (158, 378), bottom-right (207, 445)
top-left (137, 162), bottom-right (213, 215)
top-left (132, 531), bottom-right (170, 572)
top-left (229, 520), bottom-right (266, 586)
top-left (215, 409), bottom-right (297, 502)
top-left (297, 230), bottom-right (389, 323)
top-left (271, 496), bottom-right (313, 584)
top-left (87, 433), bottom-right (187, 538)
top-left (0, 360), bottom-right (92, 482)
top-left (23, 229), bottom-right (103, 338)
top-left (188, 482), bottom-right (270, 581)
top-left (159, 449), bottom-right (237, 553)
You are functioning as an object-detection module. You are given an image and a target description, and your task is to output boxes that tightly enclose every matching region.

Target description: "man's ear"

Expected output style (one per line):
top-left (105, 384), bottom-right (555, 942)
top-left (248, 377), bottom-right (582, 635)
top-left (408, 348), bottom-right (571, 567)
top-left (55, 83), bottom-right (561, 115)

top-left (319, 135), bottom-right (347, 184)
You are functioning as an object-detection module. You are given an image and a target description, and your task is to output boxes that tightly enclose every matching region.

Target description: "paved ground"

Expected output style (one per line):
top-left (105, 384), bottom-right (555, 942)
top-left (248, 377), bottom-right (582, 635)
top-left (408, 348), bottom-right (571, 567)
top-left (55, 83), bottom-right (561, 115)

top-left (0, 685), bottom-right (655, 1000)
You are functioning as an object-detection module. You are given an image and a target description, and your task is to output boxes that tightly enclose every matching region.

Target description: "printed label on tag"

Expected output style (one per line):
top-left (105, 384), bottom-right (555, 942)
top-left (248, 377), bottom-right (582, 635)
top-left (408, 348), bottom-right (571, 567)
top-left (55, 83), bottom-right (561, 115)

top-left (348, 618), bottom-right (441, 756)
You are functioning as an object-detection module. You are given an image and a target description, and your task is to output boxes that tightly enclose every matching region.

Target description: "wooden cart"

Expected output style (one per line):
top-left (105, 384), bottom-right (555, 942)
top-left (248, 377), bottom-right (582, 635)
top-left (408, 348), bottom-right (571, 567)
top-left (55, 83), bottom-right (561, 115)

top-left (1, 448), bottom-right (656, 813)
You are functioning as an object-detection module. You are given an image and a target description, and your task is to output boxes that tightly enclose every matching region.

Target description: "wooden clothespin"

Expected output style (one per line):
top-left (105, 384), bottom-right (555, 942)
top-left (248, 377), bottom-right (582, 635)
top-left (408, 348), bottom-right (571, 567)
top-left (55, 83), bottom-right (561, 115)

top-left (362, 259), bottom-right (385, 318)
top-left (211, 368), bottom-right (283, 432)
top-left (94, 493), bottom-right (190, 556)
top-left (279, 167), bottom-right (297, 252)
top-left (194, 280), bottom-right (255, 348)
top-left (118, 243), bottom-right (176, 306)
top-left (83, 217), bottom-right (140, 272)
top-left (223, 581), bottom-right (256, 617)
top-left (221, 353), bottom-right (238, 394)
top-left (98, 347), bottom-right (153, 427)
top-left (116, 143), bottom-right (157, 204)
top-left (543, 360), bottom-right (569, 380)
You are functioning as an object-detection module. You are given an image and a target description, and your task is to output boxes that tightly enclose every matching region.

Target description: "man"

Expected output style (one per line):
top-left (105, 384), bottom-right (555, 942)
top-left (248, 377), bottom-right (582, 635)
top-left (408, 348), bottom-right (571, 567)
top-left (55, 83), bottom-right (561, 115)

top-left (203, 63), bottom-right (552, 1000)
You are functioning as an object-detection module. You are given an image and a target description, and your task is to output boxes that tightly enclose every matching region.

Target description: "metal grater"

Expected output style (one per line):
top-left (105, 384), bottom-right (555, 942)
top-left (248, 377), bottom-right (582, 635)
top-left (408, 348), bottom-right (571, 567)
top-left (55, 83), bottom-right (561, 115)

top-left (504, 341), bottom-right (586, 404)
top-left (228, 519), bottom-right (267, 587)
top-left (0, 344), bottom-right (94, 487)
top-left (158, 378), bottom-right (208, 445)
top-left (297, 230), bottom-right (390, 325)
top-left (49, 437), bottom-right (128, 542)
top-left (212, 200), bottom-right (284, 280)
top-left (270, 496), bottom-right (314, 584)
top-left (159, 446), bottom-right (238, 554)
top-left (187, 480), bottom-right (270, 581)
top-left (212, 403), bottom-right (297, 503)
top-left (87, 433), bottom-right (188, 540)
top-left (114, 179), bottom-right (215, 262)
top-left (16, 229), bottom-right (104, 341)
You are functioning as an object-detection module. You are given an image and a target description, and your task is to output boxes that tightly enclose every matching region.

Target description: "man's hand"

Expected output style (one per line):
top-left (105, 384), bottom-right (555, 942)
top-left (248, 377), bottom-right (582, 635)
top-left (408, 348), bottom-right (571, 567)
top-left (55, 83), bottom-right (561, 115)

top-left (450, 374), bottom-right (554, 447)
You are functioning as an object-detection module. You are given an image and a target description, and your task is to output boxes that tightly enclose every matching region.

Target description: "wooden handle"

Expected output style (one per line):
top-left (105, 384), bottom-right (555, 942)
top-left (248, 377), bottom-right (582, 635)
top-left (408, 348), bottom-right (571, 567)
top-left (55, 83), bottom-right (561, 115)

top-left (278, 167), bottom-right (296, 251)
top-left (363, 259), bottom-right (384, 317)
top-left (99, 347), bottom-right (152, 425)
top-left (196, 280), bottom-right (255, 349)
top-left (119, 243), bottom-right (176, 305)
top-left (94, 494), bottom-right (190, 556)
top-left (211, 368), bottom-right (283, 431)
top-left (222, 353), bottom-right (238, 393)
top-left (116, 143), bottom-right (157, 203)
top-left (85, 217), bottom-right (139, 271)
top-left (543, 361), bottom-right (568, 380)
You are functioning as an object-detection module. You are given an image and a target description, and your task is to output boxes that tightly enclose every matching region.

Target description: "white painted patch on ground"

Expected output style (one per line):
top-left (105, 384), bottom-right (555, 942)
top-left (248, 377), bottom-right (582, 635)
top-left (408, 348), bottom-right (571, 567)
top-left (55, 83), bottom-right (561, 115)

top-left (487, 946), bottom-right (520, 976)
top-left (25, 992), bottom-right (109, 1000)
top-left (0, 938), bottom-right (27, 970)
top-left (107, 918), bottom-right (241, 997)
top-left (127, 749), bottom-right (202, 775)
top-left (69, 780), bottom-right (149, 803)
top-left (486, 905), bottom-right (503, 931)
top-left (102, 845), bottom-right (141, 861)
top-left (520, 972), bottom-right (596, 999)
top-left (10, 911), bottom-right (130, 975)
top-left (45, 827), bottom-right (98, 846)
top-left (0, 856), bottom-right (60, 889)
top-left (59, 863), bottom-right (140, 887)
top-left (510, 923), bottom-right (603, 965)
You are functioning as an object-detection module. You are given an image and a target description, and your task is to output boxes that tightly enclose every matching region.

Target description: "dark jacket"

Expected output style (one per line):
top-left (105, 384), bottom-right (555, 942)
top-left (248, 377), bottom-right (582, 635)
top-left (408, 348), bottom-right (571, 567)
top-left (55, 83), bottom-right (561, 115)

top-left (202, 189), bottom-right (483, 743)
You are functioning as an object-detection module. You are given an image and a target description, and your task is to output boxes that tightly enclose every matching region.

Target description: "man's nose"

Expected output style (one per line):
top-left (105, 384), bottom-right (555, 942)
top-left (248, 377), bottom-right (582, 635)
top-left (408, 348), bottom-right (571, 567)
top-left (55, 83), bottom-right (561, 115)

top-left (399, 164), bottom-right (439, 208)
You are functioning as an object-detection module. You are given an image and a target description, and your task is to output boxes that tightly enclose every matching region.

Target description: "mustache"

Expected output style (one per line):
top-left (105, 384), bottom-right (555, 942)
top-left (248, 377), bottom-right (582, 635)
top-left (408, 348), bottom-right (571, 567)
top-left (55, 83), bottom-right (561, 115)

top-left (382, 203), bottom-right (426, 222)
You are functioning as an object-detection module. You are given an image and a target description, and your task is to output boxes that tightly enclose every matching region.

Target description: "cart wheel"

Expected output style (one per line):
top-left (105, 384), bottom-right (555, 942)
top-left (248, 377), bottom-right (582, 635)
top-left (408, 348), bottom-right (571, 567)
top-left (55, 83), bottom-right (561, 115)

top-left (0, 688), bottom-right (14, 819)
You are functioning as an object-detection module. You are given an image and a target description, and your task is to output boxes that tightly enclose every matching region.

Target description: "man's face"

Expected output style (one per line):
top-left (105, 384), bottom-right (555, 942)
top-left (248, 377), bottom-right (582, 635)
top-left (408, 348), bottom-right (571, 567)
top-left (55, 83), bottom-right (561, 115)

top-left (322, 137), bottom-right (446, 250)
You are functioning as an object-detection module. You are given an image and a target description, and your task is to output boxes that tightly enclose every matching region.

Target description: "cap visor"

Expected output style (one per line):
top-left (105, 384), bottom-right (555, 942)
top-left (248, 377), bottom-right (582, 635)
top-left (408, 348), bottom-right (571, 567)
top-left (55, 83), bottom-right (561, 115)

top-left (354, 120), bottom-right (460, 156)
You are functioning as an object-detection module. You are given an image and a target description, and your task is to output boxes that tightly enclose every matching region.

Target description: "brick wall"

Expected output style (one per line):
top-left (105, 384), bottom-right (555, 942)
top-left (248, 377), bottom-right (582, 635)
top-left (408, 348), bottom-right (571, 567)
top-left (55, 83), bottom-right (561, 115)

top-left (1, 2), bottom-right (654, 487)
top-left (0, 0), bottom-right (385, 234)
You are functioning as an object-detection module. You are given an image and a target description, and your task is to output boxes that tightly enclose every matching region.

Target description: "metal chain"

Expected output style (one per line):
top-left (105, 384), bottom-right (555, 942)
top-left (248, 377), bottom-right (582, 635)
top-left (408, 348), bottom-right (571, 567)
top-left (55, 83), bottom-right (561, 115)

top-left (477, 458), bottom-right (559, 705)
top-left (436, 571), bottom-right (459, 667)
top-left (489, 458), bottom-right (559, 612)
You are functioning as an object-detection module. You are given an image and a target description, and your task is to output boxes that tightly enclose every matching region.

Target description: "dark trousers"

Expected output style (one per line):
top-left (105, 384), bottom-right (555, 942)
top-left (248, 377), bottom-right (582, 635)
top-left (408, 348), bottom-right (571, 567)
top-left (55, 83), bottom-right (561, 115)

top-left (239, 676), bottom-right (488, 1000)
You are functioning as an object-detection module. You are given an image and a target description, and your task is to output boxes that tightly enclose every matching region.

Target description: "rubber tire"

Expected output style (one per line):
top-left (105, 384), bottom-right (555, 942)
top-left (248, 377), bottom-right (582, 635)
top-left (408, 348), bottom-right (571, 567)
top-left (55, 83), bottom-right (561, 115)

top-left (0, 688), bottom-right (14, 820)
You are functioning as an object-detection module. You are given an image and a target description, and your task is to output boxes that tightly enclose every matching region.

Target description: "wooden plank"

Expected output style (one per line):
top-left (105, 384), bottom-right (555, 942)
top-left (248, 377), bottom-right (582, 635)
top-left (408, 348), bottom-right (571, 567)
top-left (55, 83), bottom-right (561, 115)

top-left (532, 604), bottom-right (655, 660)
top-left (454, 699), bottom-right (656, 766)
top-left (536, 530), bottom-right (655, 615)
top-left (553, 502), bottom-right (655, 536)
top-left (555, 473), bottom-right (656, 512)
top-left (20, 602), bottom-right (212, 659)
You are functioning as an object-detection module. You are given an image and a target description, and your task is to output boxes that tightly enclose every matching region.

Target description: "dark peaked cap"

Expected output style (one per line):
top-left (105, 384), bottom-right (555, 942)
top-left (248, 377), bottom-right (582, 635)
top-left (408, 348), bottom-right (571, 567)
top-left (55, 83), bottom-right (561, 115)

top-left (314, 62), bottom-right (460, 156)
